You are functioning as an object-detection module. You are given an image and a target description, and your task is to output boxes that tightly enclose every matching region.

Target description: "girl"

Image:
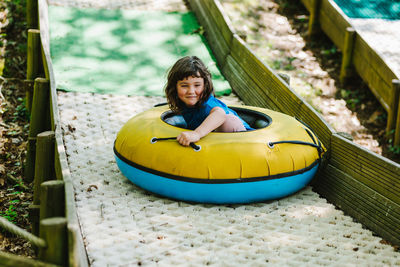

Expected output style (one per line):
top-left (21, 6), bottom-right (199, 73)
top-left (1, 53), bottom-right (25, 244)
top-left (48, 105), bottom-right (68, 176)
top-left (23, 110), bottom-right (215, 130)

top-left (165, 56), bottom-right (252, 147)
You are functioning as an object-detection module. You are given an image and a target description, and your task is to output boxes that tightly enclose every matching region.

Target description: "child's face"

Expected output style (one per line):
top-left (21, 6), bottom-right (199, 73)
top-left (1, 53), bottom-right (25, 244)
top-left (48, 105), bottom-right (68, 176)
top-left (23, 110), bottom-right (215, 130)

top-left (177, 75), bottom-right (205, 107)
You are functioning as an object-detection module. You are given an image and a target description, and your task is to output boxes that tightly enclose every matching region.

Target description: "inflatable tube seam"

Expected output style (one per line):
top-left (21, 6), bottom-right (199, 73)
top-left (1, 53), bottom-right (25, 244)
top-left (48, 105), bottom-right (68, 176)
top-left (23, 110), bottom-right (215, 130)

top-left (113, 145), bottom-right (320, 184)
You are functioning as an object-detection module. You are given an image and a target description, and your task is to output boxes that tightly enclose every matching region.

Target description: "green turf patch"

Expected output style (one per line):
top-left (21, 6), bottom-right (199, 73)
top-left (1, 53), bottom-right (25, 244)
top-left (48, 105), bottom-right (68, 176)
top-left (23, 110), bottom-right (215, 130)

top-left (49, 6), bottom-right (231, 96)
top-left (333, 0), bottom-right (400, 20)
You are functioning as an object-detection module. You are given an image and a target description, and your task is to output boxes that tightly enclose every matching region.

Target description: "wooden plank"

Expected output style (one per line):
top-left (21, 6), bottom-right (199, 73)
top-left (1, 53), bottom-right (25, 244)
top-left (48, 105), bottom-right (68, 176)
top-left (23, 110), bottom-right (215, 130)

top-left (297, 98), bottom-right (334, 148)
top-left (189, 0), bottom-right (234, 44)
top-left (229, 35), bottom-right (334, 147)
top-left (204, 0), bottom-right (234, 48)
top-left (223, 55), bottom-right (280, 110)
top-left (330, 151), bottom-right (400, 196)
top-left (352, 47), bottom-right (391, 111)
top-left (230, 35), bottom-right (303, 112)
top-left (330, 133), bottom-right (400, 205)
top-left (300, 0), bottom-right (314, 11)
top-left (332, 133), bottom-right (400, 177)
top-left (188, 0), bottom-right (231, 66)
top-left (318, 10), bottom-right (344, 49)
top-left (331, 134), bottom-right (400, 186)
top-left (316, 166), bottom-right (400, 233)
top-left (354, 35), bottom-right (396, 97)
top-left (353, 34), bottom-right (397, 87)
top-left (317, 166), bottom-right (400, 237)
top-left (314, 164), bottom-right (400, 245)
top-left (353, 37), bottom-right (393, 106)
top-left (323, 0), bottom-right (352, 31)
top-left (318, 0), bottom-right (351, 49)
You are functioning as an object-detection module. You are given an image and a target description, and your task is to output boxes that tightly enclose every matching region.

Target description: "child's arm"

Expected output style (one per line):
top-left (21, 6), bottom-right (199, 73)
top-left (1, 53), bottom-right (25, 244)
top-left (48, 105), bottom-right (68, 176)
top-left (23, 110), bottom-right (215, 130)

top-left (177, 107), bottom-right (226, 146)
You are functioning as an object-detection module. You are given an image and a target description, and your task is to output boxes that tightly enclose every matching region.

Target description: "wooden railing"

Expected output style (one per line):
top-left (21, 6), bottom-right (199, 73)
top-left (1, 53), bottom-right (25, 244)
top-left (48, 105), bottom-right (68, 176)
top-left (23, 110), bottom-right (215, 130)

top-left (187, 0), bottom-right (400, 246)
top-left (302, 0), bottom-right (400, 146)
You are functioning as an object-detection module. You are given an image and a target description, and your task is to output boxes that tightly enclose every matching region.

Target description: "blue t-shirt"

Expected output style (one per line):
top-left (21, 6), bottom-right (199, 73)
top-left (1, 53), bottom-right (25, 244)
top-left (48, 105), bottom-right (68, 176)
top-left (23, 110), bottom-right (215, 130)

top-left (181, 95), bottom-right (252, 130)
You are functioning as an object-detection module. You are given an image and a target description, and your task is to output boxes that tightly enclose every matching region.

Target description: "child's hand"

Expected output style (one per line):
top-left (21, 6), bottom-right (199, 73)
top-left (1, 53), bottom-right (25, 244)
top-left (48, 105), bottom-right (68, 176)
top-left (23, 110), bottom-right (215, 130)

top-left (177, 131), bottom-right (201, 146)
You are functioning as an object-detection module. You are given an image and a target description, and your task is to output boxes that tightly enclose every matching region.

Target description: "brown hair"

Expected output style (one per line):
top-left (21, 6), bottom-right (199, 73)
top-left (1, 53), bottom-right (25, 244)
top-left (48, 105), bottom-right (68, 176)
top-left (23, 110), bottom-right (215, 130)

top-left (164, 56), bottom-right (214, 113)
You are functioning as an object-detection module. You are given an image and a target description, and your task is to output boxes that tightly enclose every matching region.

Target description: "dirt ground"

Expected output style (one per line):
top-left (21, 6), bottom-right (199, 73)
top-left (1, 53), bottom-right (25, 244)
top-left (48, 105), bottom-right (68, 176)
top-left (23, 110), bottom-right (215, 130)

top-left (1, 0), bottom-right (35, 258)
top-left (0, 0), bottom-right (399, 260)
top-left (220, 0), bottom-right (398, 162)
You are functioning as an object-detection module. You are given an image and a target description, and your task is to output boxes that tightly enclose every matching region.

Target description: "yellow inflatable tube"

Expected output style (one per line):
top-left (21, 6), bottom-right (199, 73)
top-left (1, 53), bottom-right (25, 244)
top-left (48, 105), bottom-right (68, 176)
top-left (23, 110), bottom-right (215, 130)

top-left (114, 105), bottom-right (326, 203)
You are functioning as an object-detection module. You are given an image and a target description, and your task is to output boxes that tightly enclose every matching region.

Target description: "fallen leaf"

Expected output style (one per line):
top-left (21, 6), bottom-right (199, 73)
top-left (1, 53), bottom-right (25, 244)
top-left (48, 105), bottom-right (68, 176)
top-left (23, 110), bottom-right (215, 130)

top-left (367, 110), bottom-right (382, 124)
top-left (87, 185), bottom-right (98, 192)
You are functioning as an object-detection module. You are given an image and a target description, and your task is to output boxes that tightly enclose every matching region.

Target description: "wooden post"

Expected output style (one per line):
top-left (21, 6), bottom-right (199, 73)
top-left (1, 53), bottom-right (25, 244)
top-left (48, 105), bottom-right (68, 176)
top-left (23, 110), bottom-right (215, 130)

top-left (340, 27), bottom-right (356, 85)
top-left (392, 80), bottom-right (400, 146)
top-left (278, 73), bottom-right (290, 86)
top-left (32, 131), bottom-right (55, 201)
top-left (39, 217), bottom-right (68, 266)
top-left (308, 0), bottom-right (321, 38)
top-left (26, 29), bottom-right (41, 112)
top-left (387, 80), bottom-right (400, 133)
top-left (27, 0), bottom-right (39, 29)
top-left (40, 180), bottom-right (65, 220)
top-left (25, 79), bottom-right (51, 182)
top-left (28, 204), bottom-right (40, 237)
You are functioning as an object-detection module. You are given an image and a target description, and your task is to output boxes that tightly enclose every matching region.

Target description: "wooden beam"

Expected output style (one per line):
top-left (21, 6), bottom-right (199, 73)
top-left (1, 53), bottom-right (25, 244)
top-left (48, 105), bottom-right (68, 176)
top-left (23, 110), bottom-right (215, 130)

top-left (339, 27), bottom-right (356, 85)
top-left (392, 80), bottom-right (400, 146)
top-left (25, 79), bottom-right (51, 182)
top-left (307, 0), bottom-right (320, 38)
top-left (0, 251), bottom-right (59, 267)
top-left (33, 131), bottom-right (56, 204)
top-left (40, 180), bottom-right (65, 220)
top-left (39, 217), bottom-right (68, 266)
top-left (26, 29), bottom-right (41, 112)
top-left (390, 80), bottom-right (400, 145)
top-left (27, 0), bottom-right (39, 29)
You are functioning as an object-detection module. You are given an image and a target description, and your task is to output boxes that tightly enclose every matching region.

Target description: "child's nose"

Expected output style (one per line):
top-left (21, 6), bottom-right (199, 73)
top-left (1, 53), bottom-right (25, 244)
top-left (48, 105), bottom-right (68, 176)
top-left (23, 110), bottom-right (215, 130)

top-left (188, 85), bottom-right (196, 93)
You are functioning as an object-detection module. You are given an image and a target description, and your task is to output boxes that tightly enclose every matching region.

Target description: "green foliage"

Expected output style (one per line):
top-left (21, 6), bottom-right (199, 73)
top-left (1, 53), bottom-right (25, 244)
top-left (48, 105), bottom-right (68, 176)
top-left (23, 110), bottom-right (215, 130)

top-left (340, 88), bottom-right (364, 109)
top-left (388, 145), bottom-right (400, 155)
top-left (321, 45), bottom-right (337, 56)
top-left (387, 130), bottom-right (400, 155)
top-left (1, 0), bottom-right (27, 78)
top-left (0, 203), bottom-right (18, 223)
top-left (271, 57), bottom-right (296, 70)
top-left (13, 97), bottom-right (29, 121)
